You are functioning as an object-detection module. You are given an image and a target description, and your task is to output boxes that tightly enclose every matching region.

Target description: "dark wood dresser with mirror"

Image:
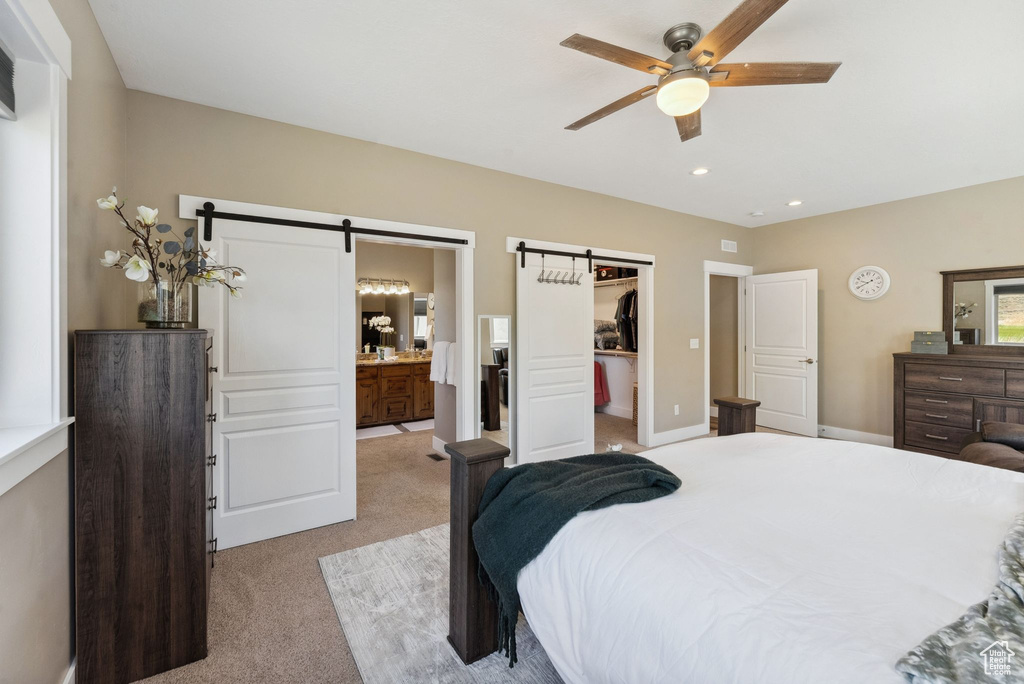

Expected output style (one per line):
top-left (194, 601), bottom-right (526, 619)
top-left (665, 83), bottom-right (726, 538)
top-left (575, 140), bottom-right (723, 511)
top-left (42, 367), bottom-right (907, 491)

top-left (74, 330), bottom-right (214, 684)
top-left (894, 266), bottom-right (1024, 456)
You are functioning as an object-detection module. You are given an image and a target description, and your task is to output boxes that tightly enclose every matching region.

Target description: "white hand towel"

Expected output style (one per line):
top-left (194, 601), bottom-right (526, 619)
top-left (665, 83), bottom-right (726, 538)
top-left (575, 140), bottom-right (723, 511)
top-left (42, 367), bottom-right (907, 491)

top-left (445, 342), bottom-right (457, 386)
top-left (429, 341), bottom-right (449, 382)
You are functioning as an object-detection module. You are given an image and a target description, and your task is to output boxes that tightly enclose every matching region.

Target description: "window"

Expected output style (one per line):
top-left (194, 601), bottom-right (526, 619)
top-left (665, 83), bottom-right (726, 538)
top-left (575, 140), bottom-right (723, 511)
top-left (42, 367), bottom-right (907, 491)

top-left (0, 0), bottom-right (72, 497)
top-left (994, 284), bottom-right (1024, 345)
top-left (489, 317), bottom-right (510, 347)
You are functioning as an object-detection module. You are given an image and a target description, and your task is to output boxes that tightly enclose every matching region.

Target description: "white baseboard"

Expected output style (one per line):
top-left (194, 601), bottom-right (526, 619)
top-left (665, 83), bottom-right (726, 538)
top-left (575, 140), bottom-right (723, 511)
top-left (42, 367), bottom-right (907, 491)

top-left (61, 661), bottom-right (75, 684)
top-left (817, 424), bottom-right (893, 447)
top-left (431, 435), bottom-right (450, 459)
top-left (646, 422), bottom-right (709, 448)
top-left (596, 404), bottom-right (632, 420)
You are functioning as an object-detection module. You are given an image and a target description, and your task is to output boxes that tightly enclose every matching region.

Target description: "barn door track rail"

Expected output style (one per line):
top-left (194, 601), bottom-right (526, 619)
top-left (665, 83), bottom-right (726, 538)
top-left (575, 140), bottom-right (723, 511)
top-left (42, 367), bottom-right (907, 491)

top-left (197, 202), bottom-right (469, 253)
top-left (516, 241), bottom-right (654, 273)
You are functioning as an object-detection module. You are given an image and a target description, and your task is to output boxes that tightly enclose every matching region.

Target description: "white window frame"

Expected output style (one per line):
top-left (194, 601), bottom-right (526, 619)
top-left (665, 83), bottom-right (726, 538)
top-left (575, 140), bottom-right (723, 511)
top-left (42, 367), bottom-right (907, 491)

top-left (986, 278), bottom-right (1024, 347)
top-left (488, 316), bottom-right (510, 348)
top-left (0, 0), bottom-right (72, 497)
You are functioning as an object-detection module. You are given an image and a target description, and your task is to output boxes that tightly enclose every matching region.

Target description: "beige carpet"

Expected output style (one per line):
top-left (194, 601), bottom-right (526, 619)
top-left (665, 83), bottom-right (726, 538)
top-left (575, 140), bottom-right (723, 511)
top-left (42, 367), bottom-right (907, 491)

top-left (140, 430), bottom-right (451, 684)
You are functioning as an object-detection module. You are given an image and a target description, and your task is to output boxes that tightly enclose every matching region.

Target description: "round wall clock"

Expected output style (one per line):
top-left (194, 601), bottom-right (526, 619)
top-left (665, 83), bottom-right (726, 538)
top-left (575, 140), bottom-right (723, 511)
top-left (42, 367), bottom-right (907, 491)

top-left (848, 266), bottom-right (891, 300)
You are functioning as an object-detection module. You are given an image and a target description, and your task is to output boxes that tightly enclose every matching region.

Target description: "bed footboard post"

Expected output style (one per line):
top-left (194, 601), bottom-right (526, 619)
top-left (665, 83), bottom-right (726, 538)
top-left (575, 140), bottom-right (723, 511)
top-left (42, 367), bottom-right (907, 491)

top-left (445, 438), bottom-right (509, 664)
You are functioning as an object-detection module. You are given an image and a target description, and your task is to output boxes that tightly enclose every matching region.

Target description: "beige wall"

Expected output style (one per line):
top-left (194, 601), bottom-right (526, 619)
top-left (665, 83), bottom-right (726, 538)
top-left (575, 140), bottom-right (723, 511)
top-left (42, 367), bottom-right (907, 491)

top-left (709, 275), bottom-right (739, 403)
top-left (125, 90), bottom-right (752, 434)
top-left (0, 452), bottom-right (72, 684)
top-left (355, 242), bottom-right (434, 350)
top-left (0, 0), bottom-right (127, 681)
top-left (432, 250), bottom-right (458, 442)
top-left (753, 176), bottom-right (1024, 437)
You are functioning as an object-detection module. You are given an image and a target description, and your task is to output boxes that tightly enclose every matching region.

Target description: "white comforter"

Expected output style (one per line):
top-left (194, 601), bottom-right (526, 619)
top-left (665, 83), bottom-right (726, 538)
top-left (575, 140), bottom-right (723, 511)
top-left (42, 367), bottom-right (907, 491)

top-left (517, 433), bottom-right (1024, 683)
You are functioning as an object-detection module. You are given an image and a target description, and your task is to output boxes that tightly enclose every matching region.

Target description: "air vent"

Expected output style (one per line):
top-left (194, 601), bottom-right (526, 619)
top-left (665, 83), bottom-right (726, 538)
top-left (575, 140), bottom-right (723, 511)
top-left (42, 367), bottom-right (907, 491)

top-left (0, 40), bottom-right (14, 121)
top-left (721, 239), bottom-right (737, 253)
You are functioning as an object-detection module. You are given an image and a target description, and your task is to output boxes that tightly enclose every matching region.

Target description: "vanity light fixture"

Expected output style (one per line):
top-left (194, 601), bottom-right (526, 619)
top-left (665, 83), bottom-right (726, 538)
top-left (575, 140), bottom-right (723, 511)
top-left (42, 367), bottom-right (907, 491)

top-left (356, 277), bottom-right (412, 296)
top-left (786, 200), bottom-right (803, 207)
top-left (690, 168), bottom-right (710, 176)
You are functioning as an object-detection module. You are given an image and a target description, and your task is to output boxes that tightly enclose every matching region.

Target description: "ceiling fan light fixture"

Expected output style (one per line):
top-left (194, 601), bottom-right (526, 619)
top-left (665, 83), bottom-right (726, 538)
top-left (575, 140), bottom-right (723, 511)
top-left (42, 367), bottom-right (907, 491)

top-left (656, 70), bottom-right (709, 117)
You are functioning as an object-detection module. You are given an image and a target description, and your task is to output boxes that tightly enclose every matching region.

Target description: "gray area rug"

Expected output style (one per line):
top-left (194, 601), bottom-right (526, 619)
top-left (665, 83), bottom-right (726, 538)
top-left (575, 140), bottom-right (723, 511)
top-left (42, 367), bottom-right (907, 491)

top-left (319, 524), bottom-right (563, 683)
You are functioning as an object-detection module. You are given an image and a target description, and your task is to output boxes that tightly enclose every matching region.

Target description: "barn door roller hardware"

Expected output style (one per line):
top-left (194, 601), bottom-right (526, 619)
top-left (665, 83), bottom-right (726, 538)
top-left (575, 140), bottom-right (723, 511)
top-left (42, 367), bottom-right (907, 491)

top-left (516, 241), bottom-right (653, 272)
top-left (197, 203), bottom-right (469, 253)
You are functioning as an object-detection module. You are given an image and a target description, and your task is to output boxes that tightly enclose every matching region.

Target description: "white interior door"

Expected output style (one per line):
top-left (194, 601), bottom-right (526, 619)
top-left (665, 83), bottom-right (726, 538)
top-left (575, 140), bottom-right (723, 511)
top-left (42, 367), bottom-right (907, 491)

top-left (516, 253), bottom-right (594, 462)
top-left (744, 269), bottom-right (818, 437)
top-left (201, 219), bottom-right (355, 549)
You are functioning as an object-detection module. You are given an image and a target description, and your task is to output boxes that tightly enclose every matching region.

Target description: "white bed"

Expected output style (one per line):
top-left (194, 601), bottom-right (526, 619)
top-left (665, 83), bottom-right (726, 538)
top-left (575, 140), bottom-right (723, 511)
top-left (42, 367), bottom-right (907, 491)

top-left (517, 433), bottom-right (1024, 683)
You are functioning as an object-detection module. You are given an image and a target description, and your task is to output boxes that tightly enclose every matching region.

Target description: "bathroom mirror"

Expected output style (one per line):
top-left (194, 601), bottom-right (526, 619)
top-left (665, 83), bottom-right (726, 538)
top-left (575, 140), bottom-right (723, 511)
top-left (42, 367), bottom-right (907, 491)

top-left (477, 314), bottom-right (512, 447)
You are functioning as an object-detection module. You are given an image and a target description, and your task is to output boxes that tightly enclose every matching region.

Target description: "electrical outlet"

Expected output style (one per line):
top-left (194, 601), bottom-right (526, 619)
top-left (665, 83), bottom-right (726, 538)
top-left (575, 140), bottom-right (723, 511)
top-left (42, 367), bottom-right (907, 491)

top-left (721, 239), bottom-right (737, 253)
top-left (674, 404), bottom-right (679, 416)
top-left (689, 338), bottom-right (699, 349)
top-left (399, 334), bottom-right (404, 342)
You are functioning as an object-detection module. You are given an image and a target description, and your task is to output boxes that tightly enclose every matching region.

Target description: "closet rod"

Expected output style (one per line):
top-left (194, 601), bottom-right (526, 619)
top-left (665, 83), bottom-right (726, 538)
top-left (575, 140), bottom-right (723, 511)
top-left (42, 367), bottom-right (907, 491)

top-left (196, 203), bottom-right (469, 253)
top-left (516, 241), bottom-right (653, 272)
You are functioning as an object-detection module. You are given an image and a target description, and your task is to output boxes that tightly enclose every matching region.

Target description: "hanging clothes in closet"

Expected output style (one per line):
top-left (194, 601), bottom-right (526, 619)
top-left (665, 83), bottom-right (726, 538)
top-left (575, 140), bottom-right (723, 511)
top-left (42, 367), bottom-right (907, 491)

top-left (615, 288), bottom-right (639, 353)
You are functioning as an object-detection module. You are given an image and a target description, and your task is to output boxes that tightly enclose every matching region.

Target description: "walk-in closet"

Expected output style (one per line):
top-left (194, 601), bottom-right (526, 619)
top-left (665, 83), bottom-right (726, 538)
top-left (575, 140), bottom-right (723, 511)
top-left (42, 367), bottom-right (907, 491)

top-left (593, 264), bottom-right (640, 449)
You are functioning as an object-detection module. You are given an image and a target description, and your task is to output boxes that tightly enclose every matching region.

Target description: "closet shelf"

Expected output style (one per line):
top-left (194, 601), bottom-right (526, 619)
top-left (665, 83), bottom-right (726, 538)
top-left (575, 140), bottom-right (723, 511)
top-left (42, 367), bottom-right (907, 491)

top-left (594, 277), bottom-right (638, 288)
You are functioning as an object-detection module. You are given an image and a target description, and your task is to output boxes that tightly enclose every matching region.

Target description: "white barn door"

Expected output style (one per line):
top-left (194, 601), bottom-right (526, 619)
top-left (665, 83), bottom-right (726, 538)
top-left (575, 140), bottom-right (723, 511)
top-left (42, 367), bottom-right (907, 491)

top-left (744, 269), bottom-right (819, 437)
top-left (201, 218), bottom-right (355, 549)
top-left (516, 253), bottom-right (594, 462)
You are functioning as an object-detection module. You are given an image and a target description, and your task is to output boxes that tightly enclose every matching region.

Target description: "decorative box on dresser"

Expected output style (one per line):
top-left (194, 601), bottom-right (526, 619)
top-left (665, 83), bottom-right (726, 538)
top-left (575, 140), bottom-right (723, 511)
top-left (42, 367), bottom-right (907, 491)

top-left (893, 353), bottom-right (1024, 457)
top-left (74, 330), bottom-right (214, 684)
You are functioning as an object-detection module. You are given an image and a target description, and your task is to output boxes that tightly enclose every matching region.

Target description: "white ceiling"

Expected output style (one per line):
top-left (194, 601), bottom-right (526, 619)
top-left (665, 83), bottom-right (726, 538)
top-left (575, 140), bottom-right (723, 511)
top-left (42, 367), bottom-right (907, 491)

top-left (89, 0), bottom-right (1024, 227)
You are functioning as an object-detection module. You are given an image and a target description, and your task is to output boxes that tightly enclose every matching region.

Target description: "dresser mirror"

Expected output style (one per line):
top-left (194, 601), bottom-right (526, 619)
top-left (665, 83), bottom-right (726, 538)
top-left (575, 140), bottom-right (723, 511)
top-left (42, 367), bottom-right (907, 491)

top-left (477, 314), bottom-right (512, 447)
top-left (943, 266), bottom-right (1024, 355)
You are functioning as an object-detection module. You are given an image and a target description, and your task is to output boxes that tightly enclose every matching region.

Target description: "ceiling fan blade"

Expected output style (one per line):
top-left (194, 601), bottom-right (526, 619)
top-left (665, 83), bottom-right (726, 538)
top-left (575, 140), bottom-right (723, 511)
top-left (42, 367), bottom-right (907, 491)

top-left (560, 34), bottom-right (673, 74)
top-left (565, 85), bottom-right (658, 131)
top-left (709, 62), bottom-right (840, 86)
top-left (687, 0), bottom-right (790, 67)
top-left (675, 110), bottom-right (702, 143)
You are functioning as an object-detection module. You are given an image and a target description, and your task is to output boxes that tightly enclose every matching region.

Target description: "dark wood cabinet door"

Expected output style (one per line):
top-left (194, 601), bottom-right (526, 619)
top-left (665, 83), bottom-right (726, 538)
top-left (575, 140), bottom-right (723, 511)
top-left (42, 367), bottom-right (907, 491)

top-left (974, 397), bottom-right (1024, 432)
top-left (356, 377), bottom-right (380, 425)
top-left (383, 396), bottom-right (412, 422)
top-left (74, 330), bottom-right (209, 684)
top-left (414, 377), bottom-right (434, 419)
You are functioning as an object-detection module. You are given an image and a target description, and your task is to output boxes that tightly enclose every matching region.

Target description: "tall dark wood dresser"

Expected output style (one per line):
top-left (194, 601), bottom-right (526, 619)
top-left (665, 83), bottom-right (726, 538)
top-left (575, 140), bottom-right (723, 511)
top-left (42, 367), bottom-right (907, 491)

top-left (893, 353), bottom-right (1024, 456)
top-left (74, 330), bottom-right (214, 684)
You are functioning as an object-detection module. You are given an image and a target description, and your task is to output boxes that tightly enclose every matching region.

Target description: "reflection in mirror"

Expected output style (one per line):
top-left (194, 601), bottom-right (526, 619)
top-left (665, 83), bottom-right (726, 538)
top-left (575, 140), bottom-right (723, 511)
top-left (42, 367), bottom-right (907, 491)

top-left (953, 278), bottom-right (1024, 346)
top-left (413, 293), bottom-right (433, 350)
top-left (478, 315), bottom-right (512, 447)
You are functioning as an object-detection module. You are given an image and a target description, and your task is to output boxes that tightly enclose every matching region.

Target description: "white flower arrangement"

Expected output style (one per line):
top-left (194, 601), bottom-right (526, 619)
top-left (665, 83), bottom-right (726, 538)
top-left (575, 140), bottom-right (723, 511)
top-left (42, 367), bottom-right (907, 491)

top-left (368, 315), bottom-right (396, 348)
top-left (95, 188), bottom-right (247, 297)
top-left (955, 301), bottom-right (977, 320)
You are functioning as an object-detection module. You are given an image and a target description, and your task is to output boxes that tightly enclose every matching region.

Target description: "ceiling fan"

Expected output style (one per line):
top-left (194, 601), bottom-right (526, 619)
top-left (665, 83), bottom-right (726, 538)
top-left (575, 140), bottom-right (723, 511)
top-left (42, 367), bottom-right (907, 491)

top-left (560, 0), bottom-right (840, 143)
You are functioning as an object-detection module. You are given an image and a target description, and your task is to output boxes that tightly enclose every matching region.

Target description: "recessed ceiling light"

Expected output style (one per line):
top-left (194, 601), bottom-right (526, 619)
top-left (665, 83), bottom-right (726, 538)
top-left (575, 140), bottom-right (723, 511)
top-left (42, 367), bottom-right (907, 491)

top-left (690, 168), bottom-right (710, 176)
top-left (750, 211), bottom-right (765, 217)
top-left (787, 200), bottom-right (803, 207)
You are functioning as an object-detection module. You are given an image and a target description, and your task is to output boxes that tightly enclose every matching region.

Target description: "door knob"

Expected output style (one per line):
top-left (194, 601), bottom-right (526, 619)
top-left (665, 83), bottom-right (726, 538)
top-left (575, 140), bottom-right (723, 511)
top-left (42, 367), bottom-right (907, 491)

top-left (800, 358), bottom-right (815, 364)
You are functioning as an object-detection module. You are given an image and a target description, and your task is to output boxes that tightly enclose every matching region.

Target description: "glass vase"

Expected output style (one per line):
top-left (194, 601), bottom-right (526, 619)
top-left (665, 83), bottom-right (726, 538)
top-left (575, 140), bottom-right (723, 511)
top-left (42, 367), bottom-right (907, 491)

top-left (138, 280), bottom-right (193, 329)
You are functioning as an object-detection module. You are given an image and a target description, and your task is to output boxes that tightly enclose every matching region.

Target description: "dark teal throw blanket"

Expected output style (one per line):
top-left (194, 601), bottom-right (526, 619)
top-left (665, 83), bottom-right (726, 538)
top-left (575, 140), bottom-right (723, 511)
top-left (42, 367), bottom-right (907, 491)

top-left (471, 453), bottom-right (681, 666)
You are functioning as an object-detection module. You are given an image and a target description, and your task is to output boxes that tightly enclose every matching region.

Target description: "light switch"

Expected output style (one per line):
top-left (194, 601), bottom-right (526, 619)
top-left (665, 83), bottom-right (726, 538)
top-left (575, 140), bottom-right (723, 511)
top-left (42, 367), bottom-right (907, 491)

top-left (689, 338), bottom-right (699, 349)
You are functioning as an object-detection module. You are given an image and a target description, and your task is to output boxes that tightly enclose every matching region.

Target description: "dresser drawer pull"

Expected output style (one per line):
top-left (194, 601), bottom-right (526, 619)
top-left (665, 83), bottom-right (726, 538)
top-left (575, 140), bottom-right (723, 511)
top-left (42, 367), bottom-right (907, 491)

top-left (938, 376), bottom-right (963, 382)
top-left (925, 433), bottom-right (949, 441)
top-left (924, 398), bottom-right (949, 404)
top-left (924, 413), bottom-right (948, 419)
